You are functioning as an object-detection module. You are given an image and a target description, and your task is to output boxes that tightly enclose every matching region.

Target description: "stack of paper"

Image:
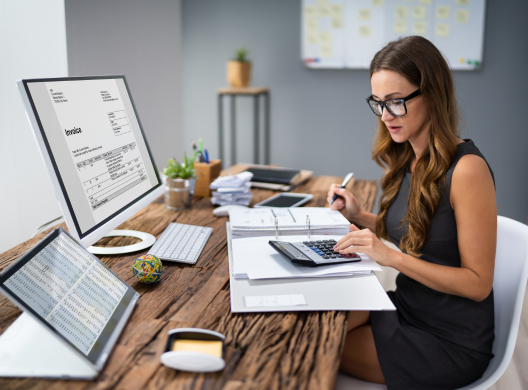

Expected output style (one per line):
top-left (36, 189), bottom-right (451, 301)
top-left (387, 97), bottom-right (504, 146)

top-left (230, 234), bottom-right (381, 280)
top-left (229, 207), bottom-right (351, 238)
top-left (210, 172), bottom-right (253, 206)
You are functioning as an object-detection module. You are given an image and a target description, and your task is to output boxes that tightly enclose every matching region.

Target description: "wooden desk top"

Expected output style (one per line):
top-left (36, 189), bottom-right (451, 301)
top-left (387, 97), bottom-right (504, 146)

top-left (0, 175), bottom-right (377, 390)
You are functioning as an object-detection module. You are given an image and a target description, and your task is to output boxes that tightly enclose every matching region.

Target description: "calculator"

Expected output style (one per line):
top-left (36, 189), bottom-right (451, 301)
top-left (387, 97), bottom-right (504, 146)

top-left (268, 239), bottom-right (361, 267)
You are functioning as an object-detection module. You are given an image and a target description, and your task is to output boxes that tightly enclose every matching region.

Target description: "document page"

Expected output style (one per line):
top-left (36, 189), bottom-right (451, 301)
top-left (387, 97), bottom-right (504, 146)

top-left (4, 232), bottom-right (128, 355)
top-left (46, 79), bottom-right (155, 224)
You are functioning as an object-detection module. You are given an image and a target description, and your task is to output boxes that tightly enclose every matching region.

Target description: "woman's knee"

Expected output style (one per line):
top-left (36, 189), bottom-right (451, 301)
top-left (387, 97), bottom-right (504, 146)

top-left (346, 310), bottom-right (370, 332)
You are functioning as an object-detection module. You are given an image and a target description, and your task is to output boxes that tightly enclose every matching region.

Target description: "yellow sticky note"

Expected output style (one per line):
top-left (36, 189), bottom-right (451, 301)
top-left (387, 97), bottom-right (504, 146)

top-left (459, 57), bottom-right (465, 64)
top-left (395, 6), bottom-right (409, 19)
top-left (320, 31), bottom-right (331, 43)
top-left (332, 17), bottom-right (343, 28)
top-left (413, 21), bottom-right (427, 34)
top-left (321, 45), bottom-right (332, 57)
top-left (331, 4), bottom-right (343, 17)
top-left (436, 6), bottom-right (450, 19)
top-left (307, 33), bottom-right (318, 45)
top-left (455, 9), bottom-right (470, 23)
top-left (318, 0), bottom-right (329, 5)
top-left (372, 0), bottom-right (384, 6)
top-left (359, 25), bottom-right (371, 37)
top-left (394, 21), bottom-right (408, 34)
top-left (435, 23), bottom-right (450, 37)
top-left (305, 6), bottom-right (317, 18)
top-left (413, 6), bottom-right (426, 19)
top-left (172, 340), bottom-right (223, 358)
top-left (306, 18), bottom-right (318, 31)
top-left (359, 9), bottom-right (371, 21)
top-left (456, 0), bottom-right (470, 6)
top-left (419, 0), bottom-right (432, 4)
top-left (319, 5), bottom-right (330, 17)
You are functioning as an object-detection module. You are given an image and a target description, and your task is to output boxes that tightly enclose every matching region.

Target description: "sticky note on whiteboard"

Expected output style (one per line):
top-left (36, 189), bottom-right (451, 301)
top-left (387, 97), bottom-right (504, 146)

top-left (305, 6), bottom-right (317, 17)
top-left (435, 23), bottom-right (450, 37)
top-left (394, 21), bottom-right (408, 34)
top-left (412, 6), bottom-right (426, 19)
top-left (436, 6), bottom-right (450, 19)
top-left (413, 21), bottom-right (427, 35)
top-left (359, 25), bottom-right (371, 37)
top-left (331, 4), bottom-right (343, 16)
top-left (395, 6), bottom-right (408, 19)
top-left (306, 18), bottom-right (318, 31)
top-left (321, 45), bottom-right (333, 57)
top-left (320, 31), bottom-right (331, 43)
top-left (455, 9), bottom-right (470, 23)
top-left (332, 17), bottom-right (343, 28)
top-left (359, 9), bottom-right (371, 21)
top-left (456, 0), bottom-right (470, 5)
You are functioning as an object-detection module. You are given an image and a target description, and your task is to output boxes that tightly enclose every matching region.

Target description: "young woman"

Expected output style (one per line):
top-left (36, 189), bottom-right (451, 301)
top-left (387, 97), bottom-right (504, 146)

top-left (327, 36), bottom-right (496, 389)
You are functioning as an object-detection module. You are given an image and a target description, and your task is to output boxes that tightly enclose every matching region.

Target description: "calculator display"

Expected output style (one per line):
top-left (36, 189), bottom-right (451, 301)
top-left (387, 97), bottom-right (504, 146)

top-left (274, 242), bottom-right (310, 260)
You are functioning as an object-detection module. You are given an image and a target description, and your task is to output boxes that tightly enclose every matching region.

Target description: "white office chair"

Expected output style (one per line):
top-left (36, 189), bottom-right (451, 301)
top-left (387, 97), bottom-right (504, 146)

top-left (335, 216), bottom-right (528, 390)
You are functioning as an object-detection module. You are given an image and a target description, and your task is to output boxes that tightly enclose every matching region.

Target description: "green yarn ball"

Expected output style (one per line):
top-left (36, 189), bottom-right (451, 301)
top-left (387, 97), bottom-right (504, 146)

top-left (132, 254), bottom-right (163, 284)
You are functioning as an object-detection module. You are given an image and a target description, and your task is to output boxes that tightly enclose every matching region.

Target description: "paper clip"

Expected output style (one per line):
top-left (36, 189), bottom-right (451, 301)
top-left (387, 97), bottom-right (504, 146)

top-left (306, 215), bottom-right (311, 239)
top-left (275, 216), bottom-right (279, 239)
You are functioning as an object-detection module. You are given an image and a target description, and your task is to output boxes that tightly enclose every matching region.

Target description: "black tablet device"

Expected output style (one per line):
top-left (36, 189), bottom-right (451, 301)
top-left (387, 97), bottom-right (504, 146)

top-left (254, 193), bottom-right (313, 208)
top-left (0, 227), bottom-right (139, 371)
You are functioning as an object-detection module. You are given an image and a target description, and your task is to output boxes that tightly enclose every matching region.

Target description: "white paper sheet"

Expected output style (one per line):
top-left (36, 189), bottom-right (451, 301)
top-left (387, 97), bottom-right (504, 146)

top-left (231, 234), bottom-right (381, 280)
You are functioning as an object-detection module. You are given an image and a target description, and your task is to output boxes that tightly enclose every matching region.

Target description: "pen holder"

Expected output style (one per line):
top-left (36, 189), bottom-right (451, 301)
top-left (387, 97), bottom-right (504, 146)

top-left (194, 160), bottom-right (222, 197)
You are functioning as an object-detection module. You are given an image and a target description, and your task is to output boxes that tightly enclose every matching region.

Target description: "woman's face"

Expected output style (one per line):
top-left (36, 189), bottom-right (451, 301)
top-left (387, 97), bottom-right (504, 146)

top-left (370, 70), bottom-right (429, 146)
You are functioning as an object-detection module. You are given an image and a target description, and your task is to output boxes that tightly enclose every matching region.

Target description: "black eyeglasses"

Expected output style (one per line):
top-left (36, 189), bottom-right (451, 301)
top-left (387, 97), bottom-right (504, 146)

top-left (366, 89), bottom-right (421, 117)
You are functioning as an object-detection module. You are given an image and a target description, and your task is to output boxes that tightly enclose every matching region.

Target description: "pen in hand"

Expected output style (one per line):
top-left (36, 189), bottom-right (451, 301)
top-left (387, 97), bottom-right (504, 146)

top-left (329, 173), bottom-right (354, 206)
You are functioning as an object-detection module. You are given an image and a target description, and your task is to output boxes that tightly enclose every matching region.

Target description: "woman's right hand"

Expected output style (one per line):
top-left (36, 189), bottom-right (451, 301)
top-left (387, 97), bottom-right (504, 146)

top-left (327, 184), bottom-right (362, 223)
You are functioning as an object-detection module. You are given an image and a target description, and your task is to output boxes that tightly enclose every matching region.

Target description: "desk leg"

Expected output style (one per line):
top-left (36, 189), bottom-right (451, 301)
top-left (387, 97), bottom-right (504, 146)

top-left (264, 92), bottom-right (270, 165)
top-left (231, 95), bottom-right (237, 166)
top-left (254, 95), bottom-right (259, 164)
top-left (218, 94), bottom-right (224, 167)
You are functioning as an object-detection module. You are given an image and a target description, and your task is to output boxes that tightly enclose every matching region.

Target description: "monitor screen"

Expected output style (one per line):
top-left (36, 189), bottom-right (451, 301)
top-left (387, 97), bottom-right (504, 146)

top-left (22, 76), bottom-right (161, 239)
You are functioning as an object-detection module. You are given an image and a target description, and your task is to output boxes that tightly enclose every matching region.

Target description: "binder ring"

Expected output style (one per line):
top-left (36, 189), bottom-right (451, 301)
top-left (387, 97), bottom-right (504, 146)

top-left (275, 217), bottom-right (279, 239)
top-left (306, 216), bottom-right (311, 239)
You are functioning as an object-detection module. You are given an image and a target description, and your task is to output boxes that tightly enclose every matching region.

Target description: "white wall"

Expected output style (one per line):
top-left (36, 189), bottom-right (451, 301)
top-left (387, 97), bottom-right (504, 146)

top-left (64, 0), bottom-right (184, 172)
top-left (0, 0), bottom-right (68, 253)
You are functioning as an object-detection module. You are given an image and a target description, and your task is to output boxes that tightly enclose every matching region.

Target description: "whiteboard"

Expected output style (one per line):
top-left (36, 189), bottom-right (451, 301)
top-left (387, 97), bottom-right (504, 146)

top-left (301, 0), bottom-right (486, 70)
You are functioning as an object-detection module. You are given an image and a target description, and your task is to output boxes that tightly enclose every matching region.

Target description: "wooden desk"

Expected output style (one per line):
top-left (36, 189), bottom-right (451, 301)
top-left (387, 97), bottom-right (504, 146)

top-left (0, 175), bottom-right (377, 390)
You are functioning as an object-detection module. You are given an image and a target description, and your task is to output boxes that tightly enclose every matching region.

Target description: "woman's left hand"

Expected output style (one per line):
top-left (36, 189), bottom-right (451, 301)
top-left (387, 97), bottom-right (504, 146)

top-left (333, 224), bottom-right (397, 267)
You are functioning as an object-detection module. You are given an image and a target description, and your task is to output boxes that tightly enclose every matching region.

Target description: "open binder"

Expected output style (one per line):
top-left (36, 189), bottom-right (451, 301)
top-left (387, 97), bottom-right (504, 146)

top-left (228, 207), bottom-right (351, 238)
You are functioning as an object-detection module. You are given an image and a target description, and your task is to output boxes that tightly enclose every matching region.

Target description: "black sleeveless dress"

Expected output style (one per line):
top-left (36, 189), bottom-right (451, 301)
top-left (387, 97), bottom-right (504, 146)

top-left (370, 140), bottom-right (495, 390)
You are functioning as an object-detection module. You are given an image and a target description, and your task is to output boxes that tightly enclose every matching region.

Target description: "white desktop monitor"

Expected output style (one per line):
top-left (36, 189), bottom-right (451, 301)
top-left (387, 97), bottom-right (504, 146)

top-left (17, 76), bottom-right (165, 252)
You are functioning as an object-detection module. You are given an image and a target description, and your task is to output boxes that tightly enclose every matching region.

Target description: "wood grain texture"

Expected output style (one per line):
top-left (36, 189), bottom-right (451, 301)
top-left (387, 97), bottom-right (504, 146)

top-left (0, 176), bottom-right (377, 390)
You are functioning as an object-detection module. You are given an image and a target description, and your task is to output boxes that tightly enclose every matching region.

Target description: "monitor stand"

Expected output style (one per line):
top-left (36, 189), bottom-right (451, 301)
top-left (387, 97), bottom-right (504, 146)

top-left (88, 229), bottom-right (156, 255)
top-left (0, 312), bottom-right (98, 379)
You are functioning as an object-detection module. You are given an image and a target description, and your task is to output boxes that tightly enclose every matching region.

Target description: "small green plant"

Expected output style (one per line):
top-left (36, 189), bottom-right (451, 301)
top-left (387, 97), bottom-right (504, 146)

top-left (163, 151), bottom-right (199, 180)
top-left (233, 47), bottom-right (249, 62)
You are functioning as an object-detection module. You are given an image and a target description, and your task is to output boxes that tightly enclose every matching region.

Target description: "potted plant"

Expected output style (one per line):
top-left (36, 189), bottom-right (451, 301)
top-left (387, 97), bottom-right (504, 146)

top-left (227, 47), bottom-right (251, 88)
top-left (162, 152), bottom-right (199, 209)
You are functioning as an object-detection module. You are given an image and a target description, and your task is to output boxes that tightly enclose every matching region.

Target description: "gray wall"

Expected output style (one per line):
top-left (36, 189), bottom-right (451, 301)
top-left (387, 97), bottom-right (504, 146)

top-left (65, 0), bottom-right (183, 171)
top-left (182, 0), bottom-right (528, 223)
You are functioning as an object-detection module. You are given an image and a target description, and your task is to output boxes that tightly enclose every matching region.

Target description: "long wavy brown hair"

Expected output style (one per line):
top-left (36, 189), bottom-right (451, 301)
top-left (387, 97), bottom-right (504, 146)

top-left (372, 36), bottom-right (460, 257)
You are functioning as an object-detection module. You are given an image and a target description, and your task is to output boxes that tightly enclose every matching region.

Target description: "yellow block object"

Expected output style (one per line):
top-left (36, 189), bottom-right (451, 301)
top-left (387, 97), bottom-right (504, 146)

top-left (172, 339), bottom-right (223, 358)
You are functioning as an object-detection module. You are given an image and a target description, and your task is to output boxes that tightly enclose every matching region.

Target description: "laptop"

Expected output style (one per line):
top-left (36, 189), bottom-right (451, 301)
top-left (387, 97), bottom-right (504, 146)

top-left (0, 227), bottom-right (139, 379)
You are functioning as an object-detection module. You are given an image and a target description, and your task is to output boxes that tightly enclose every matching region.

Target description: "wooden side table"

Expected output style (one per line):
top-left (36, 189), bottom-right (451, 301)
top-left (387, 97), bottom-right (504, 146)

top-left (217, 87), bottom-right (270, 167)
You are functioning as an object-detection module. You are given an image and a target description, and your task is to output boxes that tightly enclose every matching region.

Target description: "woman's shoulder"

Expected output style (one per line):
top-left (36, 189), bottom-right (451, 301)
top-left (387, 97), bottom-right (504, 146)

top-left (450, 142), bottom-right (495, 208)
top-left (447, 139), bottom-right (495, 187)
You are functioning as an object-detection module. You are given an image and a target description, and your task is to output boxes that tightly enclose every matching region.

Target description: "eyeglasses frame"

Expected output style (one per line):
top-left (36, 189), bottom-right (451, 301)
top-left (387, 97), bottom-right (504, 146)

top-left (366, 89), bottom-right (422, 117)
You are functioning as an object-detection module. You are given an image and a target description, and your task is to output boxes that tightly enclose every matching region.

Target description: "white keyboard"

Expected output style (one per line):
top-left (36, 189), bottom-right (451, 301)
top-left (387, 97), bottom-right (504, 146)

top-left (148, 223), bottom-right (213, 264)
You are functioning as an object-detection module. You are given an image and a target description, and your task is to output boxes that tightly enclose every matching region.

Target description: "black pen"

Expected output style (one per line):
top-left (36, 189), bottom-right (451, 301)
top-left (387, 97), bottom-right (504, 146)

top-left (329, 173), bottom-right (354, 206)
